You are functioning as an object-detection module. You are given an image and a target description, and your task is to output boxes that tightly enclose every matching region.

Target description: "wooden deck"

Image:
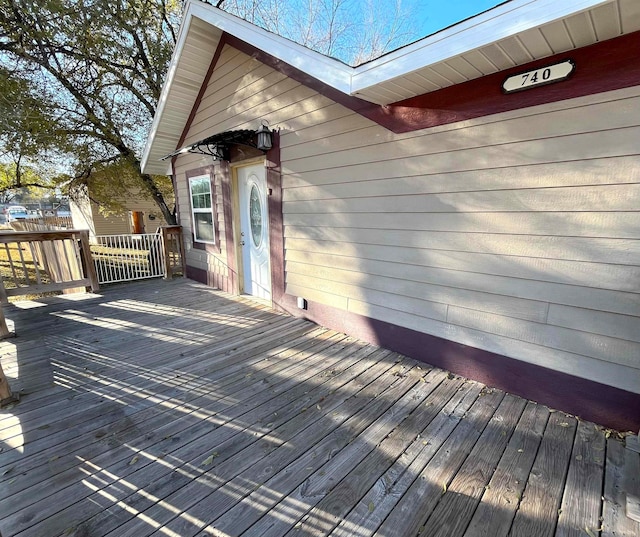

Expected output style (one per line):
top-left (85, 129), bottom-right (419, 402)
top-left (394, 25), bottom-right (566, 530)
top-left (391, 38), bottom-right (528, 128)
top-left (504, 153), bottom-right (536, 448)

top-left (0, 278), bottom-right (638, 537)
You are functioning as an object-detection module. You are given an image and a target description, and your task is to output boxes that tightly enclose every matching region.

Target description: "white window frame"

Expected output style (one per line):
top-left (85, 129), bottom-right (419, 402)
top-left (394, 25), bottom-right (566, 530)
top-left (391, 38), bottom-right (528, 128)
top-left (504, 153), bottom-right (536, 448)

top-left (188, 174), bottom-right (216, 244)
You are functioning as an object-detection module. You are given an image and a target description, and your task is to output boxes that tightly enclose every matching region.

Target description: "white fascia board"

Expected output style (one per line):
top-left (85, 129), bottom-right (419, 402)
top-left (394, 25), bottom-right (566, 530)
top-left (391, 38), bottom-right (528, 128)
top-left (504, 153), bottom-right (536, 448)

top-left (141, 3), bottom-right (206, 174)
top-left (142, 0), bottom-right (352, 174)
top-left (187, 1), bottom-right (352, 92)
top-left (350, 0), bottom-right (612, 94)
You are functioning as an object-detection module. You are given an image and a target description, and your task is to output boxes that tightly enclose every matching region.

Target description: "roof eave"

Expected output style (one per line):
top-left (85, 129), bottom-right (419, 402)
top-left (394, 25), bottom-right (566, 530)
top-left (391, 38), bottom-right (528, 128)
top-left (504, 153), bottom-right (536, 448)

top-left (350, 0), bottom-right (611, 95)
top-left (142, 0), bottom-right (620, 175)
top-left (141, 0), bottom-right (352, 175)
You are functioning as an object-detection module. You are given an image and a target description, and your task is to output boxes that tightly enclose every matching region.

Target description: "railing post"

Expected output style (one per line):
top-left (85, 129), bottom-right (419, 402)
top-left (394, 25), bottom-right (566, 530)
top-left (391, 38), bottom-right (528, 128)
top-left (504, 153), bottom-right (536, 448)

top-left (0, 305), bottom-right (11, 339)
top-left (0, 360), bottom-right (17, 406)
top-left (160, 226), bottom-right (171, 279)
top-left (79, 230), bottom-right (99, 292)
top-left (0, 278), bottom-right (11, 339)
top-left (177, 227), bottom-right (186, 277)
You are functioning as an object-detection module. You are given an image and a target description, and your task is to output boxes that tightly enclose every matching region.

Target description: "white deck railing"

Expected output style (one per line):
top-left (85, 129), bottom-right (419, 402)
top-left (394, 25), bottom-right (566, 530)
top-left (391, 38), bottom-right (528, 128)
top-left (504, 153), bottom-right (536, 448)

top-left (92, 233), bottom-right (166, 284)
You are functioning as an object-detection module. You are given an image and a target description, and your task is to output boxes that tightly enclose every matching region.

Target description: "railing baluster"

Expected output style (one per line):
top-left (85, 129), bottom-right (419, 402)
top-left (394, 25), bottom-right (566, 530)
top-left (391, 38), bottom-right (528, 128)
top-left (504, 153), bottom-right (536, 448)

top-left (50, 240), bottom-right (65, 282)
top-left (106, 236), bottom-right (114, 283)
top-left (28, 242), bottom-right (43, 285)
top-left (5, 243), bottom-right (20, 288)
top-left (62, 239), bottom-right (73, 280)
top-left (16, 241), bottom-right (31, 286)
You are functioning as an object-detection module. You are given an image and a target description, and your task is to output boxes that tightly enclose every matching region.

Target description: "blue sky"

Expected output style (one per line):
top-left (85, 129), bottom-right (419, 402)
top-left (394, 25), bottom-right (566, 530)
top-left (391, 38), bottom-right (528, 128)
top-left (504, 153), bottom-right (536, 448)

top-left (218, 0), bottom-right (510, 64)
top-left (407, 0), bottom-right (507, 39)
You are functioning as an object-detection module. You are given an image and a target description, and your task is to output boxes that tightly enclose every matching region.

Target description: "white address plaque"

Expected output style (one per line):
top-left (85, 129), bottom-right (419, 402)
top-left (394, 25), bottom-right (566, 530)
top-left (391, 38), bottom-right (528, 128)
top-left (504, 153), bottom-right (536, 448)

top-left (502, 60), bottom-right (575, 94)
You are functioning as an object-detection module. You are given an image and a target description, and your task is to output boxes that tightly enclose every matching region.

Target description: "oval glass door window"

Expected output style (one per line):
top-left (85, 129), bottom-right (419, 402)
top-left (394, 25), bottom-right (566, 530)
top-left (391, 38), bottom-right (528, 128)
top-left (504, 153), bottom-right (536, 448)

top-left (249, 184), bottom-right (262, 248)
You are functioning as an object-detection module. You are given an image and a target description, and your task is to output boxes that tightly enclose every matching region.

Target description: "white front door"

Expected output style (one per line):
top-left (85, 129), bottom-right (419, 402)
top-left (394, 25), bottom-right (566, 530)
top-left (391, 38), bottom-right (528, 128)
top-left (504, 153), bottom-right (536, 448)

top-left (237, 164), bottom-right (271, 300)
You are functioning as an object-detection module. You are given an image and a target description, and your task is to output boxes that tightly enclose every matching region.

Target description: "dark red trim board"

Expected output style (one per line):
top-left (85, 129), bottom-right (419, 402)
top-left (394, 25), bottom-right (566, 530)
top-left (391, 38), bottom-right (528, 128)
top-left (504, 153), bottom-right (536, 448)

top-left (186, 265), bottom-right (208, 286)
top-left (391, 30), bottom-right (640, 133)
top-left (173, 37), bottom-right (227, 158)
top-left (266, 132), bottom-right (286, 312)
top-left (225, 30), bottom-right (640, 134)
top-left (272, 292), bottom-right (640, 432)
top-left (219, 161), bottom-right (239, 295)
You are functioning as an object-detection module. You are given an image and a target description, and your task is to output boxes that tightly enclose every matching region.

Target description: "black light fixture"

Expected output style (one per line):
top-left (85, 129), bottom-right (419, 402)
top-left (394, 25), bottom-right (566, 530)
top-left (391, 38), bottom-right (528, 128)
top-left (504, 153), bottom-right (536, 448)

top-left (255, 122), bottom-right (273, 152)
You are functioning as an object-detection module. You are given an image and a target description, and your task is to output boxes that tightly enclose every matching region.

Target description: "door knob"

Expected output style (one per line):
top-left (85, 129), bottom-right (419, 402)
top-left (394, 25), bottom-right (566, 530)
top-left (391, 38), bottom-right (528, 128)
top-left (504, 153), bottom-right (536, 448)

top-left (240, 240), bottom-right (245, 246)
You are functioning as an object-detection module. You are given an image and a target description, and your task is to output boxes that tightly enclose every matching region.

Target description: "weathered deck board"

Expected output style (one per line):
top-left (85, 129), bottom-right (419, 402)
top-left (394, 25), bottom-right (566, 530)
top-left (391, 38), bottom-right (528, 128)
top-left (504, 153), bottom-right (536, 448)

top-left (0, 315), bottom-right (308, 473)
top-left (135, 356), bottom-right (415, 537)
top-left (555, 420), bottom-right (607, 537)
top-left (602, 438), bottom-right (640, 537)
top-left (0, 278), bottom-right (624, 537)
top-left (372, 388), bottom-right (506, 537)
top-left (266, 375), bottom-right (467, 537)
top-left (219, 369), bottom-right (455, 537)
top-left (509, 413), bottom-right (577, 537)
top-left (419, 394), bottom-right (527, 537)
top-left (0, 323), bottom-right (332, 513)
top-left (463, 401), bottom-right (549, 537)
top-left (2, 332), bottom-right (360, 535)
top-left (329, 380), bottom-right (482, 537)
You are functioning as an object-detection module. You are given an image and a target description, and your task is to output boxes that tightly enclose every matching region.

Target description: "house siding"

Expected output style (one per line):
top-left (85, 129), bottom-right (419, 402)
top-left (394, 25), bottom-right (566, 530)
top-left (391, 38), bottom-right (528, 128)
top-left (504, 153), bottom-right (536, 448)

top-left (71, 193), bottom-right (168, 239)
top-left (175, 45), bottom-right (640, 396)
top-left (174, 154), bottom-right (232, 291)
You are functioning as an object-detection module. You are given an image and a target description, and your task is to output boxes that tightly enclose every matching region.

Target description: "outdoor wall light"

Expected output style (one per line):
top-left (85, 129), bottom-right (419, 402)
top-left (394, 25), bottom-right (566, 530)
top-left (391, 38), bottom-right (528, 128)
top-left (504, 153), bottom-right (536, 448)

top-left (255, 122), bottom-right (273, 152)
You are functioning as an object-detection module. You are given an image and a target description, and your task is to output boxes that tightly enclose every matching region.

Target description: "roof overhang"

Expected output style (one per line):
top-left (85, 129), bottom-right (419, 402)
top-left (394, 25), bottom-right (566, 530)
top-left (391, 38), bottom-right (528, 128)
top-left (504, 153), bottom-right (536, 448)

top-left (142, 0), bottom-right (640, 174)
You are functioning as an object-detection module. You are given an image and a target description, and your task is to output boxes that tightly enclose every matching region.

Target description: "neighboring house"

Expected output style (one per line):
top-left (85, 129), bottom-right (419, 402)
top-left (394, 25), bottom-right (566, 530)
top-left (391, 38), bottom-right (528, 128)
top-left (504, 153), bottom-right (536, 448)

top-left (70, 187), bottom-right (168, 240)
top-left (142, 0), bottom-right (640, 431)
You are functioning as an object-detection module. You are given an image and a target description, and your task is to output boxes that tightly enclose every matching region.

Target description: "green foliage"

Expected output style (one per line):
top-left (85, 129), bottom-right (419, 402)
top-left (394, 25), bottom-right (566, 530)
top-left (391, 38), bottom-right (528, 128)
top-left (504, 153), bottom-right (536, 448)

top-left (0, 0), bottom-right (180, 222)
top-left (69, 156), bottom-right (173, 216)
top-left (0, 69), bottom-right (63, 162)
top-left (0, 161), bottom-right (53, 203)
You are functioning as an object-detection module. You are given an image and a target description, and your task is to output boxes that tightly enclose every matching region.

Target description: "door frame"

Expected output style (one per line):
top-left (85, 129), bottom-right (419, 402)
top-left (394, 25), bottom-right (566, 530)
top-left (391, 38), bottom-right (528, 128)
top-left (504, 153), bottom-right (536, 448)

top-left (231, 157), bottom-right (271, 298)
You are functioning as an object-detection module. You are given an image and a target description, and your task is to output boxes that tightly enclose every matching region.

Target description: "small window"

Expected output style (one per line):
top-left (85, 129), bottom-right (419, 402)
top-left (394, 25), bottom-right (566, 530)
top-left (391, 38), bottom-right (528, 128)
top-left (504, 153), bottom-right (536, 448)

top-left (189, 175), bottom-right (215, 243)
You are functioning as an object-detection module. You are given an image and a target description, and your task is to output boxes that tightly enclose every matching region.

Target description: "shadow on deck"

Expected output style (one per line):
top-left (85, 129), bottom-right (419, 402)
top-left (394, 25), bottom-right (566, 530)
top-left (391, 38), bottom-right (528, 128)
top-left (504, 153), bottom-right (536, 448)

top-left (0, 278), bottom-right (637, 537)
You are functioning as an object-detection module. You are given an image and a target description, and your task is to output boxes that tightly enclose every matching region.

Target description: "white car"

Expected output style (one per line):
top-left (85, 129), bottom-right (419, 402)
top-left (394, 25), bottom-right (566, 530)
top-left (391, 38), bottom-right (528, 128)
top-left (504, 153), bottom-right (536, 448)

top-left (5, 206), bottom-right (28, 222)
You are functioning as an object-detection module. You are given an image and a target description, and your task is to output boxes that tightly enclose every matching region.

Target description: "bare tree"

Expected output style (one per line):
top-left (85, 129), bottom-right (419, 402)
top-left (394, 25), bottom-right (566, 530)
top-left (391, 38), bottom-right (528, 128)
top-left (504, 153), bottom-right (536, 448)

top-left (215, 0), bottom-right (417, 65)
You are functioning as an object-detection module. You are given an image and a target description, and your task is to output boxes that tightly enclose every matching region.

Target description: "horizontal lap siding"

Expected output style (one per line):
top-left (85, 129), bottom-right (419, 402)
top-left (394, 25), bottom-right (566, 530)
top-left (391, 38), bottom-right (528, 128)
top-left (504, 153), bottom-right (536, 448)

top-left (174, 153), bottom-right (228, 281)
top-left (176, 46), bottom-right (639, 393)
top-left (174, 46), bottom-right (335, 289)
top-left (280, 85), bottom-right (640, 392)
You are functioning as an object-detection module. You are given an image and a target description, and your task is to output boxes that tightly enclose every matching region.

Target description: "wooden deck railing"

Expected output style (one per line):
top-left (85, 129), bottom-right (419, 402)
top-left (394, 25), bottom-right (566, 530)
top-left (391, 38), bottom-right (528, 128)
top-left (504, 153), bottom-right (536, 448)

top-left (0, 230), bottom-right (99, 333)
top-left (159, 225), bottom-right (186, 279)
top-left (0, 229), bottom-right (99, 404)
